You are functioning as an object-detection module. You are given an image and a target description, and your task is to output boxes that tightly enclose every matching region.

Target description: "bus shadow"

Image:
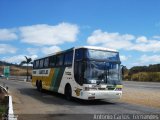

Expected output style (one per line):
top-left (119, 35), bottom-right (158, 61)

top-left (17, 87), bottom-right (116, 106)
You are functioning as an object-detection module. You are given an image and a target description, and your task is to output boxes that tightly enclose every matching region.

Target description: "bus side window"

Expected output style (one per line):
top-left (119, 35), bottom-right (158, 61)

top-left (64, 51), bottom-right (73, 66)
top-left (44, 58), bottom-right (49, 68)
top-left (39, 59), bottom-right (44, 68)
top-left (56, 54), bottom-right (64, 67)
top-left (35, 60), bottom-right (39, 68)
top-left (49, 56), bottom-right (56, 67)
top-left (75, 49), bottom-right (84, 60)
top-left (33, 61), bottom-right (36, 69)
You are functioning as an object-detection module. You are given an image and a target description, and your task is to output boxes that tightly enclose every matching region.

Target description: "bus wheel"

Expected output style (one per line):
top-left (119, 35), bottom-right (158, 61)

top-left (38, 81), bottom-right (43, 92)
top-left (36, 80), bottom-right (39, 90)
top-left (65, 84), bottom-right (72, 100)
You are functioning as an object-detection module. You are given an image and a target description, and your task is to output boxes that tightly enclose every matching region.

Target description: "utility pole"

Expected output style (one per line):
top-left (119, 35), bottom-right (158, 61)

top-left (25, 56), bottom-right (32, 81)
top-left (27, 62), bottom-right (29, 81)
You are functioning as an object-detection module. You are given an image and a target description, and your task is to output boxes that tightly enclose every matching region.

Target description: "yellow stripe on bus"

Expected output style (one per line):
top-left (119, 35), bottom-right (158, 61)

top-left (32, 68), bottom-right (55, 90)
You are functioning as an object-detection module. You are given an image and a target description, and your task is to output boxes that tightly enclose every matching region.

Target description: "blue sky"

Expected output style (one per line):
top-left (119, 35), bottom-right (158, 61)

top-left (0, 0), bottom-right (160, 68)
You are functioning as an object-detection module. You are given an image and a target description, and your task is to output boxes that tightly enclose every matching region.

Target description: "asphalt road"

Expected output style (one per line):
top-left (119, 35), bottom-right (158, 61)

top-left (0, 79), bottom-right (160, 120)
top-left (123, 81), bottom-right (160, 91)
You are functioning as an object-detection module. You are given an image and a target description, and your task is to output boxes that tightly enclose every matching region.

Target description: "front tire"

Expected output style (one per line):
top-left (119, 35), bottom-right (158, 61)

top-left (65, 84), bottom-right (72, 100)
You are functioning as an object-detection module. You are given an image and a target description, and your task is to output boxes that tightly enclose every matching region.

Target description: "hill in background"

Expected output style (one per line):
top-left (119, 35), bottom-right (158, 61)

top-left (0, 61), bottom-right (32, 76)
top-left (124, 64), bottom-right (160, 82)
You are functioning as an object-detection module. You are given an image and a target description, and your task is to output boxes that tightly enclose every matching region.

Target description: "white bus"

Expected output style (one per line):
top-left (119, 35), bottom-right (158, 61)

top-left (32, 46), bottom-right (123, 100)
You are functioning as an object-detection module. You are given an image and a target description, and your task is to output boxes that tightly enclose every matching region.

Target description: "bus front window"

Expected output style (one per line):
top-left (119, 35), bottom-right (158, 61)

top-left (74, 48), bottom-right (122, 86)
top-left (83, 61), bottom-right (121, 85)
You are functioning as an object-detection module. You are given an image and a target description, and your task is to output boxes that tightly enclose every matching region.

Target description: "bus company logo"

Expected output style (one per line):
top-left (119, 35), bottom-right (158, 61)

top-left (74, 88), bottom-right (82, 96)
top-left (65, 72), bottom-right (71, 76)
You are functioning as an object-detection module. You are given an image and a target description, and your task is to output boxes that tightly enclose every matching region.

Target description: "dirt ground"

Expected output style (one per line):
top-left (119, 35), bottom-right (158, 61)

top-left (120, 87), bottom-right (160, 108)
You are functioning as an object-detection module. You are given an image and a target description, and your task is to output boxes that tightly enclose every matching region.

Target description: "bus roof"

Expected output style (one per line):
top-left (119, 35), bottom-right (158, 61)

top-left (34, 46), bottom-right (118, 61)
top-left (75, 46), bottom-right (118, 52)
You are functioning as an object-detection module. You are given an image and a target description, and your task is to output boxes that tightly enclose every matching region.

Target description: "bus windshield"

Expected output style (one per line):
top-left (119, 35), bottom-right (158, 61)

top-left (83, 61), bottom-right (121, 85)
top-left (85, 49), bottom-right (120, 61)
top-left (74, 48), bottom-right (121, 85)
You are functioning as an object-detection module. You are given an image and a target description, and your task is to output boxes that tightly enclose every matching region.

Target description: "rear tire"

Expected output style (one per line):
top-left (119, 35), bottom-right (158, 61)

top-left (65, 84), bottom-right (72, 100)
top-left (38, 81), bottom-right (42, 92)
top-left (36, 80), bottom-right (39, 90)
top-left (36, 80), bottom-right (43, 92)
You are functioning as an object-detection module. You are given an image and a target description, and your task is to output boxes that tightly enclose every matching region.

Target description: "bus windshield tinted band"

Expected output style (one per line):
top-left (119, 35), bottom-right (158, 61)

top-left (85, 49), bottom-right (120, 61)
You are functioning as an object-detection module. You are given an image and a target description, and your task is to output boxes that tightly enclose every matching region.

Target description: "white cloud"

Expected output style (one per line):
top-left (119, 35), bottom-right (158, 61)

top-left (130, 40), bottom-right (160, 52)
top-left (136, 36), bottom-right (148, 43)
top-left (41, 46), bottom-right (61, 55)
top-left (0, 44), bottom-right (17, 54)
top-left (140, 54), bottom-right (160, 64)
top-left (87, 29), bottom-right (135, 49)
top-left (130, 54), bottom-right (160, 67)
top-left (0, 29), bottom-right (17, 41)
top-left (87, 29), bottom-right (160, 52)
top-left (2, 55), bottom-right (38, 64)
top-left (153, 36), bottom-right (160, 39)
top-left (19, 22), bottom-right (79, 46)
top-left (104, 40), bottom-right (133, 50)
top-left (26, 46), bottom-right (61, 56)
top-left (27, 48), bottom-right (39, 55)
top-left (87, 29), bottom-right (134, 45)
top-left (120, 55), bottom-right (128, 61)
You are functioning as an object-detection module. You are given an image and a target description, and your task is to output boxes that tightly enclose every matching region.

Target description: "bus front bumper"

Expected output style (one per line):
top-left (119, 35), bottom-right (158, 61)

top-left (80, 90), bottom-right (122, 100)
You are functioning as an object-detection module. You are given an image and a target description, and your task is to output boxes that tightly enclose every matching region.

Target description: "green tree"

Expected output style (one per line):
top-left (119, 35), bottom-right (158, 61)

top-left (20, 56), bottom-right (32, 81)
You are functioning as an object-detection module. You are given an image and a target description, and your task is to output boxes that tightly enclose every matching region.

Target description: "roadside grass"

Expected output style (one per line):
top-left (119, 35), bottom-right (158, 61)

top-left (124, 72), bottom-right (160, 82)
top-left (0, 88), bottom-right (8, 117)
top-left (0, 104), bottom-right (7, 115)
top-left (0, 104), bottom-right (7, 120)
